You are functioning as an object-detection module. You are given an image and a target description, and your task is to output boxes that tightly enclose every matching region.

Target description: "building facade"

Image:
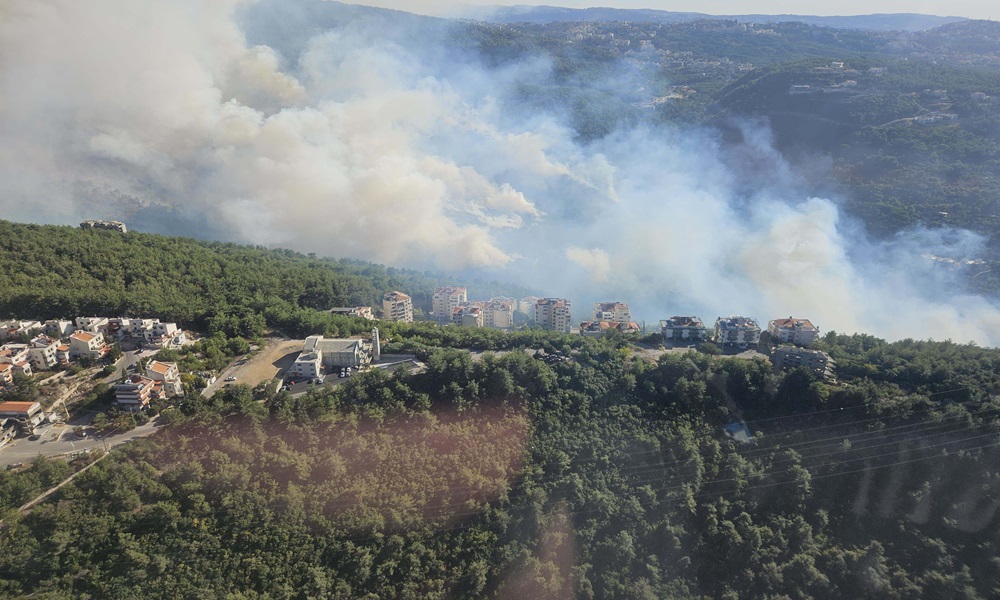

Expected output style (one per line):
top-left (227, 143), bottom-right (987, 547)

top-left (661, 316), bottom-right (708, 343)
top-left (485, 297), bottom-right (516, 330)
top-left (68, 331), bottom-right (108, 360)
top-left (382, 291), bottom-right (414, 323)
top-left (535, 298), bottom-right (573, 333)
top-left (767, 317), bottom-right (820, 347)
top-left (432, 286), bottom-right (468, 324)
top-left (114, 375), bottom-right (155, 410)
top-left (28, 335), bottom-right (60, 370)
top-left (593, 302), bottom-right (632, 323)
top-left (714, 316), bottom-right (762, 347)
top-left (145, 360), bottom-right (184, 397)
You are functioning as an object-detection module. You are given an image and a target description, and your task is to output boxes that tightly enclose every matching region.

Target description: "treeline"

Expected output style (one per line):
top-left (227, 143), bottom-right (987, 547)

top-left (0, 220), bottom-right (528, 339)
top-left (4, 334), bottom-right (1000, 597)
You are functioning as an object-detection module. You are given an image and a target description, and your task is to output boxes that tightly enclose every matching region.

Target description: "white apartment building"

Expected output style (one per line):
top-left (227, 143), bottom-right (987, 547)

top-left (767, 317), bottom-right (820, 347)
top-left (433, 286), bottom-right (468, 324)
top-left (485, 297), bottom-right (516, 330)
top-left (518, 296), bottom-right (541, 316)
top-left (0, 344), bottom-right (33, 377)
top-left (714, 316), bottom-right (762, 346)
top-left (593, 302), bottom-right (632, 323)
top-left (535, 298), bottom-right (573, 333)
top-left (44, 320), bottom-right (75, 337)
top-left (661, 316), bottom-right (708, 343)
top-left (75, 316), bottom-right (110, 334)
top-left (452, 303), bottom-right (485, 328)
top-left (145, 360), bottom-right (184, 397)
top-left (0, 320), bottom-right (42, 341)
top-left (382, 291), bottom-right (413, 323)
top-left (68, 330), bottom-right (108, 360)
top-left (28, 335), bottom-right (60, 370)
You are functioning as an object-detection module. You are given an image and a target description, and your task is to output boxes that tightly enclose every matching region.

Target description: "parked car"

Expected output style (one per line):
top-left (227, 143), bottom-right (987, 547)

top-left (224, 376), bottom-right (237, 382)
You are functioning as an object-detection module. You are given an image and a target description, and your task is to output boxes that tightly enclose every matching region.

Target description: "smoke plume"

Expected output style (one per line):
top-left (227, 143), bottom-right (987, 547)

top-left (1, 0), bottom-right (998, 344)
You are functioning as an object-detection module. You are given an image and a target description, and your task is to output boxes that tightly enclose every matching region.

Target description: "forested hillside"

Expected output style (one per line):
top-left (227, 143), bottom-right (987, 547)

top-left (3, 333), bottom-right (1000, 597)
top-left (0, 220), bottom-right (527, 338)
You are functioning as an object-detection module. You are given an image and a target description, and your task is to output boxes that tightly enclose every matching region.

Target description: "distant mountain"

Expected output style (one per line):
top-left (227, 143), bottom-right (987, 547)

top-left (463, 5), bottom-right (966, 32)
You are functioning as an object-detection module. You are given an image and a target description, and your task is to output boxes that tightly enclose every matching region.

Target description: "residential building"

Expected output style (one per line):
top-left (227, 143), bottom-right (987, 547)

top-left (145, 360), bottom-right (184, 397)
top-left (433, 286), bottom-right (468, 324)
top-left (593, 302), bottom-right (632, 323)
top-left (772, 346), bottom-right (835, 378)
top-left (0, 418), bottom-right (15, 447)
top-left (0, 345), bottom-right (33, 377)
top-left (114, 375), bottom-right (155, 411)
top-left (518, 296), bottom-right (541, 315)
top-left (146, 321), bottom-right (185, 347)
top-left (768, 317), bottom-right (820, 346)
top-left (80, 219), bottom-right (127, 233)
top-left (0, 320), bottom-right (42, 341)
top-left (28, 335), bottom-right (60, 370)
top-left (55, 344), bottom-right (71, 367)
top-left (0, 401), bottom-right (45, 434)
top-left (75, 316), bottom-right (110, 335)
top-left (485, 297), bottom-right (516, 330)
top-left (289, 331), bottom-right (381, 379)
top-left (535, 298), bottom-right (573, 333)
top-left (68, 330), bottom-right (108, 360)
top-left (0, 364), bottom-right (14, 388)
top-left (661, 316), bottom-right (708, 343)
top-left (452, 303), bottom-right (485, 328)
top-left (714, 316), bottom-right (762, 347)
top-left (328, 307), bottom-right (375, 320)
top-left (44, 320), bottom-right (75, 337)
top-left (382, 291), bottom-right (413, 323)
top-left (580, 321), bottom-right (641, 338)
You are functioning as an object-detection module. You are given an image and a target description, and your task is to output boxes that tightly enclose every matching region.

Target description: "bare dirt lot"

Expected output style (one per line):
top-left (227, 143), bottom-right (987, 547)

top-left (241, 338), bottom-right (304, 386)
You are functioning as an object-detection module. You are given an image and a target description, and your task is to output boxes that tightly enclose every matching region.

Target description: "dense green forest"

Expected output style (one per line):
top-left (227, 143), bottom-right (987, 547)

top-left (0, 220), bottom-right (527, 339)
top-left (3, 332), bottom-right (1000, 597)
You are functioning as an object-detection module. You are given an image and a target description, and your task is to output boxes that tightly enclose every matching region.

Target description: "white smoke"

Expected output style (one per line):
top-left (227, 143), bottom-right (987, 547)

top-left (1, 0), bottom-right (998, 345)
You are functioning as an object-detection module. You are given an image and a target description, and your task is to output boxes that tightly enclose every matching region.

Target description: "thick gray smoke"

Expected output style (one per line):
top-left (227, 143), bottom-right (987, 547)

top-left (1, 0), bottom-right (999, 345)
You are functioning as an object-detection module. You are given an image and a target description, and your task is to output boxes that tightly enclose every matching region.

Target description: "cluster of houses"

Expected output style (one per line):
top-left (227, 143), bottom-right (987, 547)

top-left (429, 287), bottom-right (518, 330)
top-left (661, 315), bottom-right (835, 379)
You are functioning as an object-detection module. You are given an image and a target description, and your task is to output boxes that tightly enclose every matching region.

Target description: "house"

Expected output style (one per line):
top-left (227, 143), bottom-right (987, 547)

top-left (485, 297), bottom-right (516, 330)
top-left (452, 303), bottom-right (485, 328)
top-left (28, 335), bottom-right (60, 370)
top-left (328, 307), bottom-right (375, 320)
top-left (145, 360), bottom-right (184, 397)
top-left (767, 317), bottom-right (820, 347)
top-left (772, 346), bottom-right (835, 379)
top-left (0, 401), bottom-right (45, 433)
top-left (0, 364), bottom-right (14, 388)
top-left (114, 375), bottom-right (155, 411)
top-left (579, 321), bottom-right (640, 338)
top-left (145, 322), bottom-right (185, 347)
top-left (68, 330), bottom-right (108, 360)
top-left (593, 302), bottom-right (632, 323)
top-left (714, 316), bottom-right (762, 347)
top-left (55, 344), bottom-right (71, 367)
top-left (535, 298), bottom-right (573, 333)
top-left (432, 286), bottom-right (468, 324)
top-left (661, 316), bottom-right (708, 343)
top-left (382, 291), bottom-right (413, 323)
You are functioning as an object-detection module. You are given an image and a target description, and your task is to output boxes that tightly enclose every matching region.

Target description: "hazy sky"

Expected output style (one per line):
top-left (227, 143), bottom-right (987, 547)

top-left (343, 0), bottom-right (995, 19)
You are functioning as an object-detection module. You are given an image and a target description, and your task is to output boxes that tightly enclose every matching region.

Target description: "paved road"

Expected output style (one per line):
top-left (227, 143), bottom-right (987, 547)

top-left (0, 420), bottom-right (160, 468)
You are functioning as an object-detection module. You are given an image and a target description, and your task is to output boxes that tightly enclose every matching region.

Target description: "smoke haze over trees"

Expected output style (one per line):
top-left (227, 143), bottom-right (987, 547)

top-left (2, 0), bottom-right (1000, 343)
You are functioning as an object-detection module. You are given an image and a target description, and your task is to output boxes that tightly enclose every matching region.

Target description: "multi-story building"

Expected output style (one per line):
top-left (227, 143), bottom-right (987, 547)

top-left (145, 360), bottom-right (184, 397)
top-left (772, 346), bottom-right (835, 378)
top-left (660, 316), bottom-right (708, 343)
top-left (28, 335), bottom-right (60, 370)
top-left (0, 320), bottom-right (42, 341)
top-left (55, 344), bottom-right (71, 367)
top-left (593, 302), bottom-right (632, 323)
top-left (114, 375), bottom-right (155, 411)
top-left (75, 317), bottom-right (110, 335)
top-left (518, 296), bottom-right (541, 315)
top-left (0, 344), bottom-right (33, 377)
top-left (714, 316), bottom-right (762, 347)
top-left (68, 330), bottom-right (108, 360)
top-left (0, 364), bottom-right (14, 388)
top-left (535, 298), bottom-right (573, 333)
top-left (485, 297), bottom-right (516, 330)
top-left (452, 303), bottom-right (485, 328)
top-left (146, 322), bottom-right (185, 347)
top-left (382, 291), bottom-right (413, 323)
top-left (433, 286), bottom-right (468, 324)
top-left (288, 331), bottom-right (381, 379)
top-left (767, 317), bottom-right (820, 347)
top-left (44, 320), bottom-right (75, 337)
top-left (0, 401), bottom-right (45, 433)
